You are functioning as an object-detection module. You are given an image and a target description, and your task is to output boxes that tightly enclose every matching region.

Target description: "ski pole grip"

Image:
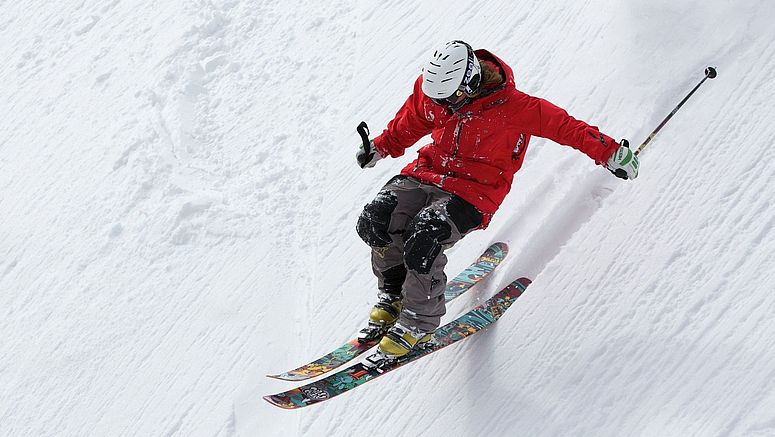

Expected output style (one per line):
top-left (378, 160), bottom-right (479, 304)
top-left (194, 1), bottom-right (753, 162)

top-left (357, 121), bottom-right (371, 155)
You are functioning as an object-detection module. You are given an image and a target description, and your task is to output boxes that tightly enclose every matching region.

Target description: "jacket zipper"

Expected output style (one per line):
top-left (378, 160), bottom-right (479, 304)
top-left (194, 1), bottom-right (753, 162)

top-left (453, 117), bottom-right (465, 159)
top-left (440, 116), bottom-right (466, 186)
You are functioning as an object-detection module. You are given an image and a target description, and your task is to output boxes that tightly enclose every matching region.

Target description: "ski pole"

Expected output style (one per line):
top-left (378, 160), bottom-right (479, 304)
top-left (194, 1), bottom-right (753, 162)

top-left (635, 66), bottom-right (717, 156)
top-left (356, 121), bottom-right (375, 168)
top-left (357, 121), bottom-right (371, 155)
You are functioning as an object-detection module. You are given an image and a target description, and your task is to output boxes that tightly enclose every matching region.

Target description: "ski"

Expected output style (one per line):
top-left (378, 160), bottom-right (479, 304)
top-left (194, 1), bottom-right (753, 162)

top-left (263, 277), bottom-right (530, 409)
top-left (266, 242), bottom-right (508, 381)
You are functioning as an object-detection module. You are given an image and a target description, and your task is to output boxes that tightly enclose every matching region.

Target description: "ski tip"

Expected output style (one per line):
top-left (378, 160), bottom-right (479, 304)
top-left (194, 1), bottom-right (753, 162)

top-left (500, 277), bottom-right (532, 298)
top-left (490, 241), bottom-right (508, 255)
top-left (262, 395), bottom-right (296, 410)
top-left (266, 373), bottom-right (294, 381)
top-left (266, 372), bottom-right (320, 382)
top-left (516, 277), bottom-right (532, 290)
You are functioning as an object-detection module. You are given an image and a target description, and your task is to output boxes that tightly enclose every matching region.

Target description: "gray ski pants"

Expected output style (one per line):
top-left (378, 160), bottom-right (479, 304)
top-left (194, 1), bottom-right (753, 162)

top-left (356, 176), bottom-right (483, 332)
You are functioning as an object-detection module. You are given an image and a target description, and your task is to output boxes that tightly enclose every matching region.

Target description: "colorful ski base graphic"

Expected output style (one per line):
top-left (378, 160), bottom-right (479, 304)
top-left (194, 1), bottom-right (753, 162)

top-left (263, 277), bottom-right (531, 409)
top-left (443, 242), bottom-right (508, 301)
top-left (266, 242), bottom-right (508, 382)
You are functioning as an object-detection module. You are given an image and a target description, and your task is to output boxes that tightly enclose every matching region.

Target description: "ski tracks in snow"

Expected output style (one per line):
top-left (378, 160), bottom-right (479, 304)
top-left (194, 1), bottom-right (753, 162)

top-left (305, 2), bottom-right (775, 436)
top-left (1, 0), bottom-right (356, 436)
top-left (486, 21), bottom-right (775, 436)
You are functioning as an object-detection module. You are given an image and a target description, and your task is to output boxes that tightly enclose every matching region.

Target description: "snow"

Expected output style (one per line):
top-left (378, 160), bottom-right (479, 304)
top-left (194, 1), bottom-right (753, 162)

top-left (1, 0), bottom-right (775, 436)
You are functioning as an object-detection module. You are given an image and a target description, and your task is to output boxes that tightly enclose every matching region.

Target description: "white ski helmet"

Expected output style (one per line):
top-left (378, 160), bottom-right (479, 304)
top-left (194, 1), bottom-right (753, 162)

top-left (421, 40), bottom-right (482, 100)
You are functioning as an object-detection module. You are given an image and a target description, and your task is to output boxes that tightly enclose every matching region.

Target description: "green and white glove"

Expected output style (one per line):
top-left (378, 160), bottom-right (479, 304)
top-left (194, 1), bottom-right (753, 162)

top-left (607, 139), bottom-right (639, 180)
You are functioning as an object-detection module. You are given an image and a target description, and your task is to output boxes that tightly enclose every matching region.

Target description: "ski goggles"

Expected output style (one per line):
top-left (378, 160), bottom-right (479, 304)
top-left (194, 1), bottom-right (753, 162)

top-left (432, 73), bottom-right (481, 106)
top-left (432, 58), bottom-right (482, 106)
top-left (433, 90), bottom-right (466, 106)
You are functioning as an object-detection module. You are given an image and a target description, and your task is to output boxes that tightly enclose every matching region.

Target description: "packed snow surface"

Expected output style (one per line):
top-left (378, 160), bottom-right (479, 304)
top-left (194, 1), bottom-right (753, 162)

top-left (2, 1), bottom-right (775, 436)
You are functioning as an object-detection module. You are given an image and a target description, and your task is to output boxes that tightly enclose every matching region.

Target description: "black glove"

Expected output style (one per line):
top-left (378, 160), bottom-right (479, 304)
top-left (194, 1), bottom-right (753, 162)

top-left (355, 121), bottom-right (383, 169)
top-left (357, 140), bottom-right (382, 168)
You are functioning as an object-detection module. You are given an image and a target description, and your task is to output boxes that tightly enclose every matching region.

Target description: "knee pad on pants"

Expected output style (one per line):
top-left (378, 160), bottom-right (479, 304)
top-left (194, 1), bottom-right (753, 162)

top-left (403, 209), bottom-right (452, 274)
top-left (445, 195), bottom-right (483, 234)
top-left (357, 190), bottom-right (398, 247)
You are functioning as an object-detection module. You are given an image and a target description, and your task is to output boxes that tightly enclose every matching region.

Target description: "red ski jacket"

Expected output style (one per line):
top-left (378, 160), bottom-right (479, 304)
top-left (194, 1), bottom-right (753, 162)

top-left (372, 49), bottom-right (619, 227)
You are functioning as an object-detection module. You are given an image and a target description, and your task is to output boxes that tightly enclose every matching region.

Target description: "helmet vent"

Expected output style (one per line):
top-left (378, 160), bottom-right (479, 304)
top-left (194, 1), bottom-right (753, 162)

top-left (421, 40), bottom-right (480, 102)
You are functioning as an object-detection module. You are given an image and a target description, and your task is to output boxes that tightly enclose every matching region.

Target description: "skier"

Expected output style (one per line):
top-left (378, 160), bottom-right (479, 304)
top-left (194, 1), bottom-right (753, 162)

top-left (355, 40), bottom-right (638, 359)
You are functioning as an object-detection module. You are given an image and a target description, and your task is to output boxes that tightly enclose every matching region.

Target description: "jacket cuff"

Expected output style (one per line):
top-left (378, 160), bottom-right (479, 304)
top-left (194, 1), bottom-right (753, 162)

top-left (372, 135), bottom-right (400, 159)
top-left (596, 135), bottom-right (619, 165)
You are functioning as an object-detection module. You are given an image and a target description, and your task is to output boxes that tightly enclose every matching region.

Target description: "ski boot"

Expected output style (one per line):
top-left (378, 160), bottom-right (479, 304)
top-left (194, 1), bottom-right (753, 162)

top-left (376, 322), bottom-right (434, 359)
top-left (357, 291), bottom-right (402, 343)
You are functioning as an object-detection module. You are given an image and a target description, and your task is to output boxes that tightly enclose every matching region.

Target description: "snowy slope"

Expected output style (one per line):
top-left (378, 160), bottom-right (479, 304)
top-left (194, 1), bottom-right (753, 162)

top-left (2, 1), bottom-right (775, 436)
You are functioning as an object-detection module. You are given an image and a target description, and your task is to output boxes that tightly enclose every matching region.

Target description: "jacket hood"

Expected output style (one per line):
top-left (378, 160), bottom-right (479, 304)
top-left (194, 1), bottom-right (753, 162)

top-left (475, 49), bottom-right (515, 89)
top-left (455, 49), bottom-right (515, 112)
